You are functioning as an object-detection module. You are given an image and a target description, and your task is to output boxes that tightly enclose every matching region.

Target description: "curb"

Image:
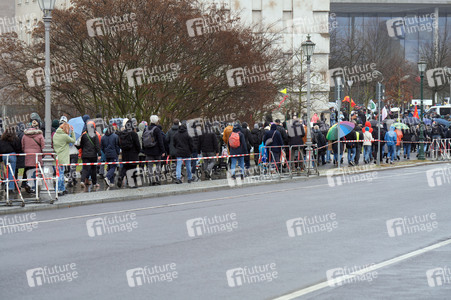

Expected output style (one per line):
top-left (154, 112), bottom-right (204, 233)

top-left (0, 160), bottom-right (445, 215)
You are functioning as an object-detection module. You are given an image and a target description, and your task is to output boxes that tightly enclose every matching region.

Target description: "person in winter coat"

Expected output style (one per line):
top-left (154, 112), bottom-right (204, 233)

top-left (0, 128), bottom-right (22, 192)
top-left (275, 119), bottom-right (289, 145)
top-left (22, 120), bottom-right (45, 192)
top-left (228, 123), bottom-right (248, 179)
top-left (142, 115), bottom-right (166, 185)
top-left (312, 125), bottom-right (327, 165)
top-left (250, 124), bottom-right (262, 165)
top-left (394, 128), bottom-right (403, 160)
top-left (199, 123), bottom-right (219, 179)
top-left (287, 119), bottom-right (305, 168)
top-left (354, 124), bottom-right (363, 165)
top-left (263, 123), bottom-right (284, 170)
top-left (173, 124), bottom-right (194, 184)
top-left (362, 126), bottom-right (374, 164)
top-left (241, 122), bottom-right (252, 169)
top-left (53, 123), bottom-right (76, 195)
top-left (117, 119), bottom-right (141, 188)
top-left (332, 137), bottom-right (344, 165)
top-left (384, 126), bottom-right (397, 164)
top-left (101, 126), bottom-right (121, 187)
top-left (77, 120), bottom-right (101, 188)
top-left (137, 121), bottom-right (147, 168)
top-left (165, 119), bottom-right (179, 157)
top-left (402, 128), bottom-right (413, 159)
top-left (15, 122), bottom-right (26, 188)
top-left (345, 129), bottom-right (357, 166)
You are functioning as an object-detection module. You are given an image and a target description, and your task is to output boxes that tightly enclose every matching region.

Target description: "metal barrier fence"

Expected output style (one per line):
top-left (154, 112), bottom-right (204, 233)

top-left (431, 138), bottom-right (451, 161)
top-left (0, 153), bottom-right (58, 206)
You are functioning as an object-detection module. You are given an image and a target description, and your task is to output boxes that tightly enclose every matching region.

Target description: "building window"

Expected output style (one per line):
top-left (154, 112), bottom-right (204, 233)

top-left (252, 10), bottom-right (262, 25)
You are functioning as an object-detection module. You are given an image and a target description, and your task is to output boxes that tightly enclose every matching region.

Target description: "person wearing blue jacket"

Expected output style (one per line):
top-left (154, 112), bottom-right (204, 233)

top-left (384, 126), bottom-right (397, 164)
top-left (263, 123), bottom-right (284, 171)
top-left (101, 126), bottom-right (121, 187)
top-left (228, 123), bottom-right (248, 179)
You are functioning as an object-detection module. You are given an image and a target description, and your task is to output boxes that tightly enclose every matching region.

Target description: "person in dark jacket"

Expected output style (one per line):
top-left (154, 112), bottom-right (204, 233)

top-left (275, 119), bottom-right (289, 145)
top-left (372, 125), bottom-right (386, 163)
top-left (312, 125), bottom-right (327, 165)
top-left (241, 122), bottom-right (252, 169)
top-left (0, 128), bottom-right (22, 192)
top-left (77, 120), bottom-right (101, 188)
top-left (287, 118), bottom-right (305, 169)
top-left (402, 128), bottom-right (413, 159)
top-left (199, 123), bottom-right (219, 179)
top-left (228, 123), bottom-right (248, 179)
top-left (15, 122), bottom-right (26, 188)
top-left (354, 124), bottom-right (363, 165)
top-left (142, 115), bottom-right (166, 185)
top-left (263, 123), bottom-right (284, 170)
top-left (101, 126), bottom-right (121, 187)
top-left (117, 119), bottom-right (141, 188)
top-left (173, 124), bottom-right (194, 184)
top-left (250, 124), bottom-right (263, 165)
top-left (165, 119), bottom-right (179, 157)
top-left (345, 129), bottom-right (357, 166)
top-left (332, 137), bottom-right (344, 165)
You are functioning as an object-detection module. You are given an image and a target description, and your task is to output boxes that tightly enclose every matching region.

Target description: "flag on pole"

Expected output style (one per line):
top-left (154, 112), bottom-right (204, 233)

top-left (343, 96), bottom-right (350, 102)
top-left (413, 105), bottom-right (419, 118)
top-left (368, 100), bottom-right (376, 112)
top-left (350, 99), bottom-right (356, 107)
top-left (381, 107), bottom-right (388, 121)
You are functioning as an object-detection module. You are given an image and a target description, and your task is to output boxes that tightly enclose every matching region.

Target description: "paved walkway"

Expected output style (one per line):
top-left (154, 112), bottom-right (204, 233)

top-left (0, 159), bottom-right (444, 215)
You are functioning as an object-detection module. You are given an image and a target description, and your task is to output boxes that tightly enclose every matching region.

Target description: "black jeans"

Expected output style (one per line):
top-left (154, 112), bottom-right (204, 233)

top-left (81, 157), bottom-right (98, 185)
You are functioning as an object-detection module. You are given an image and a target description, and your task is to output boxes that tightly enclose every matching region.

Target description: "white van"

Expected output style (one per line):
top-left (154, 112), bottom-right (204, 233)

top-left (427, 105), bottom-right (451, 117)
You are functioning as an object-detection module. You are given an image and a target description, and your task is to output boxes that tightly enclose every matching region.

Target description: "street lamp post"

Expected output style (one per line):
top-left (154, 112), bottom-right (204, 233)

top-left (301, 34), bottom-right (315, 174)
top-left (38, 0), bottom-right (56, 189)
top-left (418, 59), bottom-right (427, 160)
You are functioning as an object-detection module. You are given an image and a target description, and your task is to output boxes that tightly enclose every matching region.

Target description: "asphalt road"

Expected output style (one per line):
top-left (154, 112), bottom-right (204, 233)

top-left (1, 164), bottom-right (451, 299)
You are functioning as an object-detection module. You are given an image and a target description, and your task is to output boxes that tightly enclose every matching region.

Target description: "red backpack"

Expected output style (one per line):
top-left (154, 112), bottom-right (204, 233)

top-left (229, 132), bottom-right (241, 149)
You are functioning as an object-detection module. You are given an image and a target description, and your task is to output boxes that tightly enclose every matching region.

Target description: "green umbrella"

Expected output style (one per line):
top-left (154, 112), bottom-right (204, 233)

top-left (392, 122), bottom-right (409, 130)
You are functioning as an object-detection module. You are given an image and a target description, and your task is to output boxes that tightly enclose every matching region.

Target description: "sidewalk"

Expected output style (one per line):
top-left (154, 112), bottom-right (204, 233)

top-left (0, 159), bottom-right (445, 215)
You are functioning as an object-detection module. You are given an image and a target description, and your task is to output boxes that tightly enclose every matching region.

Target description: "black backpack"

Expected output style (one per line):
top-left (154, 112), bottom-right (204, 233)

top-left (118, 132), bottom-right (134, 151)
top-left (142, 126), bottom-right (157, 148)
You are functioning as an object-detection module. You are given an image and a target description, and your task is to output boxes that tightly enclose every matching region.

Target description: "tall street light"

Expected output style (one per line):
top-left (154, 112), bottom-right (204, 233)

top-left (301, 34), bottom-right (315, 174)
top-left (417, 58), bottom-right (427, 160)
top-left (38, 0), bottom-right (56, 185)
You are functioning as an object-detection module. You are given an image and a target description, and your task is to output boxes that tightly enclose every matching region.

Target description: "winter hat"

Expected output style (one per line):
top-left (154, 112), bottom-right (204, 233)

top-left (60, 116), bottom-right (68, 124)
top-left (150, 115), bottom-right (159, 124)
top-left (30, 112), bottom-right (42, 122)
top-left (52, 119), bottom-right (59, 129)
top-left (254, 124), bottom-right (259, 129)
top-left (82, 114), bottom-right (90, 123)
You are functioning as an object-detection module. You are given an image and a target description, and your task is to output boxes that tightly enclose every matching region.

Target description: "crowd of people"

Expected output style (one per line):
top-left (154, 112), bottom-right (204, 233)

top-left (0, 107), bottom-right (450, 198)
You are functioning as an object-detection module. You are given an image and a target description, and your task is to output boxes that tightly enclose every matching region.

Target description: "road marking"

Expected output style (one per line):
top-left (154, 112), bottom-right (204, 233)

top-left (0, 167), bottom-right (432, 228)
top-left (272, 238), bottom-right (451, 300)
